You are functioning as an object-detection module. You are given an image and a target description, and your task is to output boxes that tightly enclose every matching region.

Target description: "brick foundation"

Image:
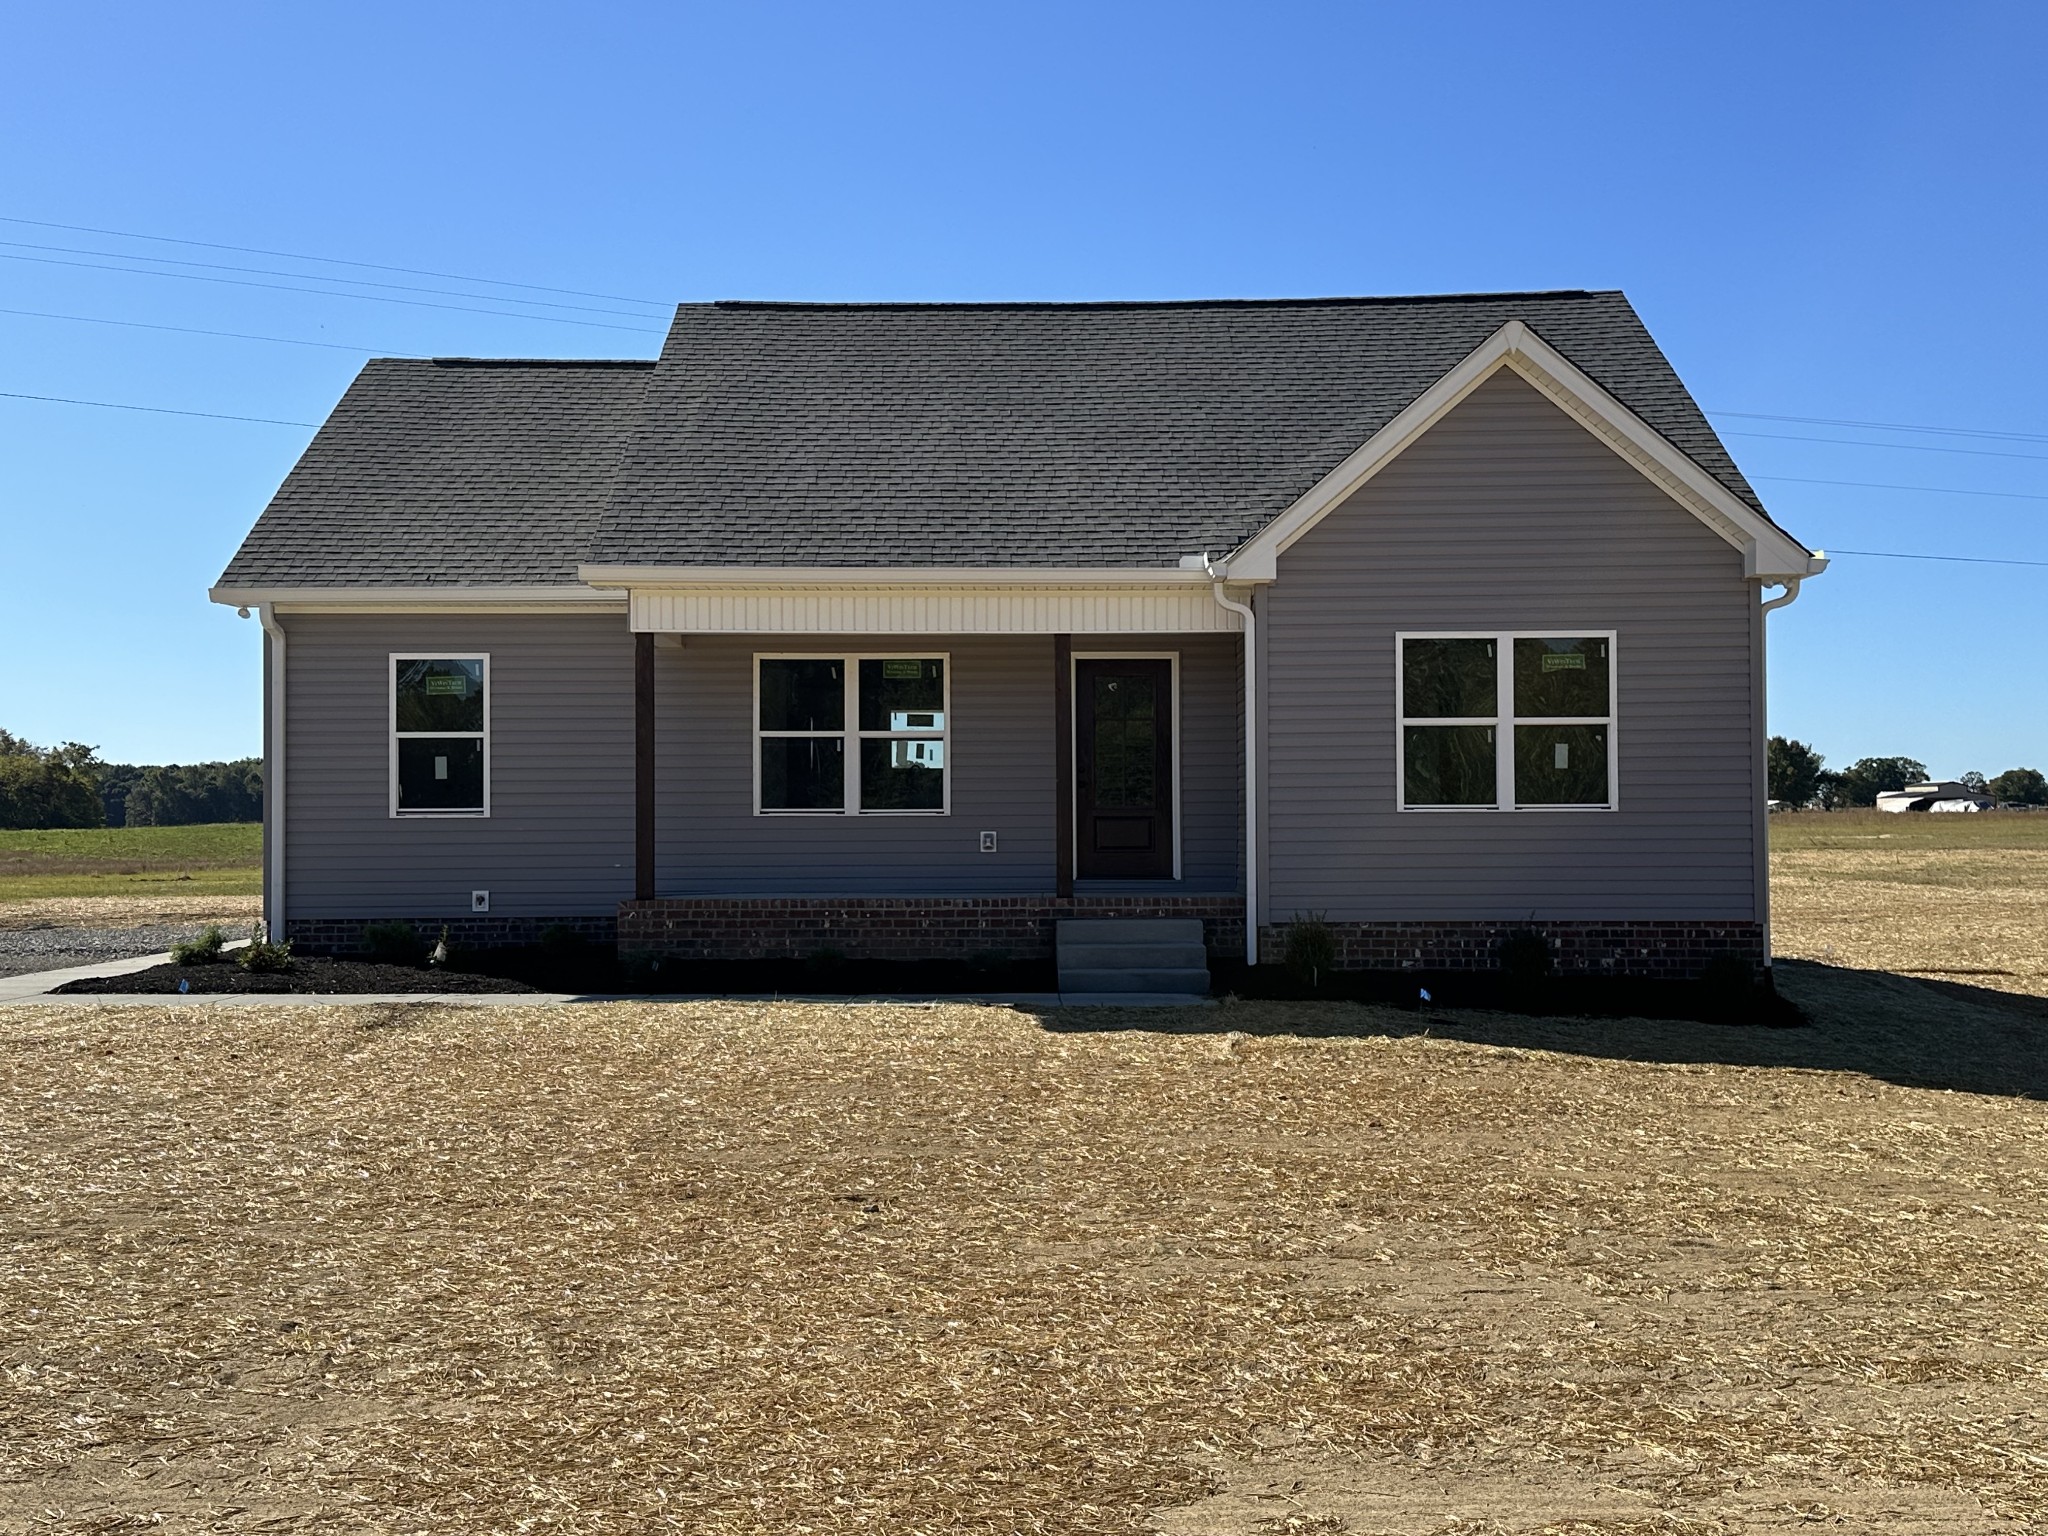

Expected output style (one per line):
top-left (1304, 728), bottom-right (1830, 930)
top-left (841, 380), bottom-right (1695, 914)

top-left (286, 914), bottom-right (615, 955)
top-left (1256, 919), bottom-right (1767, 981)
top-left (619, 895), bottom-right (1246, 961)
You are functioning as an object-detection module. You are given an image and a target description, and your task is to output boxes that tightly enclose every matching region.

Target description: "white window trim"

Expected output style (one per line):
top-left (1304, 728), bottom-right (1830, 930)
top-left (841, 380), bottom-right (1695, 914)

top-left (753, 652), bottom-right (952, 816)
top-left (1071, 651), bottom-right (1183, 882)
top-left (1395, 632), bottom-right (1618, 813)
top-left (389, 653), bottom-right (490, 819)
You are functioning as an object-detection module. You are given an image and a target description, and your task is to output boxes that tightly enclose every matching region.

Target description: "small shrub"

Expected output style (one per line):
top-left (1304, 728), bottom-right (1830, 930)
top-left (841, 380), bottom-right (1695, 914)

top-left (238, 924), bottom-right (293, 973)
top-left (1498, 928), bottom-right (1553, 981)
top-left (1283, 912), bottom-right (1338, 989)
top-left (170, 925), bottom-right (227, 966)
top-left (361, 920), bottom-right (424, 965)
top-left (539, 923), bottom-right (586, 958)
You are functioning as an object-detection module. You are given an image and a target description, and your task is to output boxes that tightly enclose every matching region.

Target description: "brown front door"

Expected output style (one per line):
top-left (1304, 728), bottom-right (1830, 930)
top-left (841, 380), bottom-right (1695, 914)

top-left (1075, 658), bottom-right (1174, 880)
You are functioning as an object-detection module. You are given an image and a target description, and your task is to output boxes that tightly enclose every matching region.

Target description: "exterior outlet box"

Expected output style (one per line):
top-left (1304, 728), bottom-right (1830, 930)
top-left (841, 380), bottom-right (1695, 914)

top-left (471, 890), bottom-right (490, 913)
top-left (979, 831), bottom-right (998, 853)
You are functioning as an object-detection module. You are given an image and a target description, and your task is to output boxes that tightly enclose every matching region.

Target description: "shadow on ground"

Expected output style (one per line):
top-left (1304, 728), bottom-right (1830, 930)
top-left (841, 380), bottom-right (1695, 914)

top-left (1040, 959), bottom-right (2048, 1102)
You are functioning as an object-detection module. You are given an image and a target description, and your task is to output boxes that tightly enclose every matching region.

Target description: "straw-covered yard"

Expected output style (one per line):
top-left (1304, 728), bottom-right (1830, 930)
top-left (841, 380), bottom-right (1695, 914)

top-left (4, 961), bottom-right (2046, 1534)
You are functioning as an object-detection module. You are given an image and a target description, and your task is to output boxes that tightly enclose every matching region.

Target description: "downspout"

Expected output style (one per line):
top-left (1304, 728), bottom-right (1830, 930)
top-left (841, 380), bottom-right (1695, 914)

top-left (1206, 560), bottom-right (1259, 968)
top-left (254, 603), bottom-right (286, 944)
top-left (1752, 555), bottom-right (1825, 977)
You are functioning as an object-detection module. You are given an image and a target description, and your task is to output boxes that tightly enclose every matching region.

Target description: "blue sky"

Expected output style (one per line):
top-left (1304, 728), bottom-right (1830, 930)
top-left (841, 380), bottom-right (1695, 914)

top-left (1, 1), bottom-right (2042, 776)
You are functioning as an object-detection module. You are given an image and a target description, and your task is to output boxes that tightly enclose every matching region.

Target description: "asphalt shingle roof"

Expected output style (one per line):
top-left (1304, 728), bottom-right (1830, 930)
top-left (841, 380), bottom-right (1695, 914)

top-left (217, 359), bottom-right (651, 588)
top-left (218, 292), bottom-right (1768, 587)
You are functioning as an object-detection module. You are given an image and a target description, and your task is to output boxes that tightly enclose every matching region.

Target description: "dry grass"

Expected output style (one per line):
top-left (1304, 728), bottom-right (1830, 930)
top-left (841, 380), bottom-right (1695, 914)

top-left (0, 894), bottom-right (263, 933)
top-left (1771, 811), bottom-right (2048, 997)
top-left (4, 976), bottom-right (2046, 1534)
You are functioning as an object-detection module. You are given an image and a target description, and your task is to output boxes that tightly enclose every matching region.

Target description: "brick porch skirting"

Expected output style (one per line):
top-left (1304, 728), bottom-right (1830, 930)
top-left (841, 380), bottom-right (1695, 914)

top-left (1255, 919), bottom-right (1768, 981)
top-left (619, 895), bottom-right (1247, 962)
top-left (286, 914), bottom-right (616, 955)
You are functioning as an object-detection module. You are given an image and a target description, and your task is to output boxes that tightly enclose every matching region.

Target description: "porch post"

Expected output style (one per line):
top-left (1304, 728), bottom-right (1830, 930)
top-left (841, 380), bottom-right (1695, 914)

top-left (635, 631), bottom-right (655, 901)
top-left (1053, 633), bottom-right (1073, 899)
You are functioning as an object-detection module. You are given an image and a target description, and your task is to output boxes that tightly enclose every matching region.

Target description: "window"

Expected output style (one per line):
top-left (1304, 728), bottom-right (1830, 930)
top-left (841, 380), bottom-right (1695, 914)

top-left (756, 655), bottom-right (948, 814)
top-left (391, 656), bottom-right (488, 816)
top-left (1397, 633), bottom-right (1614, 810)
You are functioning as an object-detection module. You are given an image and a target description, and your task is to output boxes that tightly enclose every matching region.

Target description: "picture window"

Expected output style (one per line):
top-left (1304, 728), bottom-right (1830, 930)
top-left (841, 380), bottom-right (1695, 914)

top-left (1398, 634), bottom-right (1614, 810)
top-left (757, 655), bottom-right (949, 814)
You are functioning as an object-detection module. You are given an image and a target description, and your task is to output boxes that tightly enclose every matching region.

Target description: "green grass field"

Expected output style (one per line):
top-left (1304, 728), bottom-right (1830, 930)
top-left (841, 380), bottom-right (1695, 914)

top-left (0, 822), bottom-right (263, 901)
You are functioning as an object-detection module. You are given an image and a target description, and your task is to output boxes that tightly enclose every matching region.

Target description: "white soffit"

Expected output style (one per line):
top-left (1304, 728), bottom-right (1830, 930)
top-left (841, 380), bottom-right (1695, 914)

top-left (1224, 321), bottom-right (1820, 582)
top-left (626, 585), bottom-right (1245, 634)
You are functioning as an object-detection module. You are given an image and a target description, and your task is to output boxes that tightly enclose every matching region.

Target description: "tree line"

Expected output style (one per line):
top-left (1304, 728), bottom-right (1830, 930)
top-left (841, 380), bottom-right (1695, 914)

top-left (0, 729), bottom-right (262, 829)
top-left (1767, 737), bottom-right (2048, 810)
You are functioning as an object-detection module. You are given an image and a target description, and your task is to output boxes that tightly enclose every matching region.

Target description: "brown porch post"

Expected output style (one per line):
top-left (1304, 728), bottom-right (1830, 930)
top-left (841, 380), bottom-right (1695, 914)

top-left (1053, 632), bottom-right (1073, 899)
top-left (635, 631), bottom-right (655, 901)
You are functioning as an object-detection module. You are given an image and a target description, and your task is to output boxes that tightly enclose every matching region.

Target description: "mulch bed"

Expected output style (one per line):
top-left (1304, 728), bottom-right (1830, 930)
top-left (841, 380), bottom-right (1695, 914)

top-left (55, 956), bottom-right (538, 995)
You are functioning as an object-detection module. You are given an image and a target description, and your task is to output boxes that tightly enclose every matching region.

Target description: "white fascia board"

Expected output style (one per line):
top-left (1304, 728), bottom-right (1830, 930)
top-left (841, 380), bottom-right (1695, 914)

top-left (576, 564), bottom-right (1240, 588)
top-left (1223, 321), bottom-right (1819, 583)
top-left (209, 584), bottom-right (626, 613)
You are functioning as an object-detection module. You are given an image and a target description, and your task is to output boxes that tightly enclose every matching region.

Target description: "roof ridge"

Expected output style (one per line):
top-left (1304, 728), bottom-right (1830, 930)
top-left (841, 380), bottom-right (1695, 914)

top-left (701, 291), bottom-right (1613, 313)
top-left (424, 357), bottom-right (655, 368)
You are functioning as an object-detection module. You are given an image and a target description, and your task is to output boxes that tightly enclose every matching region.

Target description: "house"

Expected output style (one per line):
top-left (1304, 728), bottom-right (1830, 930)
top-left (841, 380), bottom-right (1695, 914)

top-left (209, 292), bottom-right (1826, 984)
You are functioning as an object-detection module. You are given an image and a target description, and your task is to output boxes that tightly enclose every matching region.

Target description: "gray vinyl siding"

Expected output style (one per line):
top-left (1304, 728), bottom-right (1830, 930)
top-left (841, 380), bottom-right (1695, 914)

top-left (1262, 370), bottom-right (1760, 924)
top-left (655, 633), bottom-right (1241, 896)
top-left (281, 612), bottom-right (636, 918)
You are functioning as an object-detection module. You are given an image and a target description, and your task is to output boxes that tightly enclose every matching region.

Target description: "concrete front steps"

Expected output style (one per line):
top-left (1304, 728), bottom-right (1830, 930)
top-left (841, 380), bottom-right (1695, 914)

top-left (1056, 918), bottom-right (1211, 997)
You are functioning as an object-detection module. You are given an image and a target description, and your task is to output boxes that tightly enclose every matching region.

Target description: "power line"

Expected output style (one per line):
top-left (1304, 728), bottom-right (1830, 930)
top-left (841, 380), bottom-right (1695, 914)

top-left (1753, 474), bottom-right (2048, 502)
top-left (0, 213), bottom-right (667, 308)
top-left (1709, 409), bottom-right (2048, 446)
top-left (0, 388), bottom-right (316, 427)
top-left (1828, 548), bottom-right (2048, 569)
top-left (0, 236), bottom-right (664, 320)
top-left (0, 251), bottom-right (667, 334)
top-left (1724, 428), bottom-right (2048, 463)
top-left (0, 305), bottom-right (423, 356)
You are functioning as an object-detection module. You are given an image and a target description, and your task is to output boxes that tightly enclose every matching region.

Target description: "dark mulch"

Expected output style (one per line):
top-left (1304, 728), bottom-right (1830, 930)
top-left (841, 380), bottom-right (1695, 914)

top-left (56, 947), bottom-right (1058, 997)
top-left (56, 957), bottom-right (539, 995)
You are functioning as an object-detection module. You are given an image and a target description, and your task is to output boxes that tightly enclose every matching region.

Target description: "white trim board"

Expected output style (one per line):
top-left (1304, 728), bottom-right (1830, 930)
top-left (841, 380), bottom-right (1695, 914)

top-left (212, 585), bottom-right (625, 613)
top-left (1222, 321), bottom-right (1825, 584)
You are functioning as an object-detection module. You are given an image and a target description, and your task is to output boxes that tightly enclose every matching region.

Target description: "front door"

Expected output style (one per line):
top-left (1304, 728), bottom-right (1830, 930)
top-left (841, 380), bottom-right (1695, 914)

top-left (1075, 658), bottom-right (1174, 880)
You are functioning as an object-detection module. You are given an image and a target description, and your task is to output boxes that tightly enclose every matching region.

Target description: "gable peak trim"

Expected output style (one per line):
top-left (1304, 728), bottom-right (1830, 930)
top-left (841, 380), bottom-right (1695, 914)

top-left (1223, 321), bottom-right (1819, 582)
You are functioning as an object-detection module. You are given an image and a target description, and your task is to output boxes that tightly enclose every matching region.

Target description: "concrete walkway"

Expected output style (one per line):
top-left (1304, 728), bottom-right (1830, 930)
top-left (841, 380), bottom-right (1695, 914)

top-left (0, 951), bottom-right (1211, 1010)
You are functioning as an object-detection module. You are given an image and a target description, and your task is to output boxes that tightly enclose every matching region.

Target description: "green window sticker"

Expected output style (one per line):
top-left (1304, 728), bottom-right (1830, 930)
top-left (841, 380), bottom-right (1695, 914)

top-left (425, 675), bottom-right (469, 695)
top-left (1541, 653), bottom-right (1586, 672)
top-left (881, 659), bottom-right (923, 679)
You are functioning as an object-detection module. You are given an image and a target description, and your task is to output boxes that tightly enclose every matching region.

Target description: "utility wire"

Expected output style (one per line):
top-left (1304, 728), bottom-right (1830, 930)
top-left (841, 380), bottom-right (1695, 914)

top-left (0, 388), bottom-right (317, 427)
top-left (0, 251), bottom-right (667, 333)
top-left (1752, 474), bottom-right (2048, 503)
top-left (0, 305), bottom-right (423, 356)
top-left (1709, 409), bottom-right (2048, 446)
top-left (0, 236), bottom-right (664, 319)
top-left (1828, 548), bottom-right (2048, 569)
top-left (1724, 429), bottom-right (2048, 463)
top-left (0, 213), bottom-right (666, 308)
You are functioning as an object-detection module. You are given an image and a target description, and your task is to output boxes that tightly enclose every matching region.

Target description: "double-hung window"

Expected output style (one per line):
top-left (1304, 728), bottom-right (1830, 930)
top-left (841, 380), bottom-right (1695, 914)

top-left (756, 655), bottom-right (949, 814)
top-left (1398, 633), bottom-right (1615, 810)
top-left (391, 656), bottom-right (488, 816)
